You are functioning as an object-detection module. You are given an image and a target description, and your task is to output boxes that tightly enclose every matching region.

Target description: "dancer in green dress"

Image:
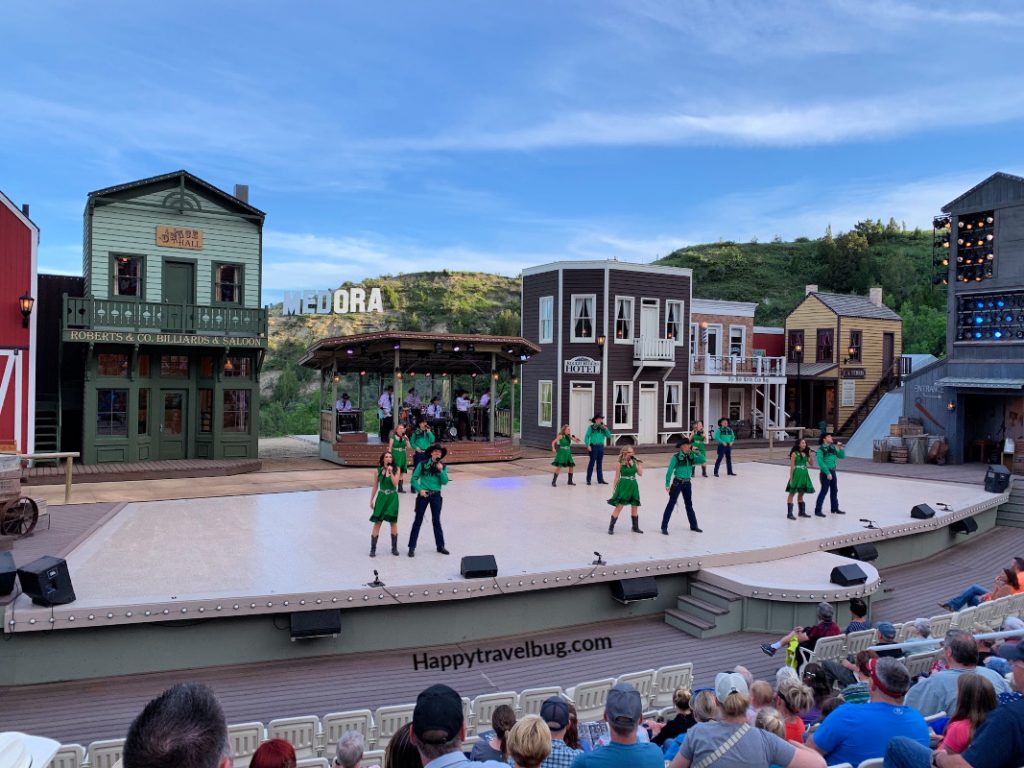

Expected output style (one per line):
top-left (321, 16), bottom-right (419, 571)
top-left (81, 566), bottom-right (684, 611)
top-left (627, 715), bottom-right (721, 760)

top-left (390, 423), bottom-right (410, 492)
top-left (785, 438), bottom-right (816, 520)
top-left (607, 446), bottom-right (644, 534)
top-left (691, 420), bottom-right (709, 478)
top-left (369, 451), bottom-right (401, 556)
top-left (550, 424), bottom-right (581, 486)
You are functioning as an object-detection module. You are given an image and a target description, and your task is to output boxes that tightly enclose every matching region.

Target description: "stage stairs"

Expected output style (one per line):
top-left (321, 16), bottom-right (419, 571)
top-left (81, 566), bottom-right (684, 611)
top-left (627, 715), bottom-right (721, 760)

top-left (664, 577), bottom-right (744, 638)
top-left (996, 478), bottom-right (1024, 528)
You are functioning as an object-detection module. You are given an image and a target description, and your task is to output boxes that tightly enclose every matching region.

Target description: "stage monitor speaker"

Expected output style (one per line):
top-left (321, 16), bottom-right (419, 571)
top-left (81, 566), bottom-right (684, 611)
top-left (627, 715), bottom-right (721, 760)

top-left (985, 464), bottom-right (1011, 494)
top-left (911, 504), bottom-right (936, 520)
top-left (611, 576), bottom-right (659, 604)
top-left (840, 543), bottom-right (879, 562)
top-left (460, 555), bottom-right (498, 579)
top-left (0, 552), bottom-right (15, 597)
top-left (290, 609), bottom-right (341, 640)
top-left (951, 517), bottom-right (979, 535)
top-left (830, 564), bottom-right (868, 587)
top-left (16, 556), bottom-right (76, 606)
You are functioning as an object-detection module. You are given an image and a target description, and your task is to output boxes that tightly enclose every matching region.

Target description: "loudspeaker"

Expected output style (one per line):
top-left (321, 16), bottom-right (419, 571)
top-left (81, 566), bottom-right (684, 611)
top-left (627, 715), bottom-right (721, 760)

top-left (610, 576), bottom-right (659, 604)
top-left (985, 464), bottom-right (1011, 493)
top-left (911, 504), bottom-right (936, 520)
top-left (17, 556), bottom-right (76, 606)
top-left (951, 517), bottom-right (978, 535)
top-left (289, 609), bottom-right (341, 640)
top-left (460, 555), bottom-right (498, 579)
top-left (0, 552), bottom-right (15, 597)
top-left (830, 564), bottom-right (868, 587)
top-left (840, 543), bottom-right (878, 562)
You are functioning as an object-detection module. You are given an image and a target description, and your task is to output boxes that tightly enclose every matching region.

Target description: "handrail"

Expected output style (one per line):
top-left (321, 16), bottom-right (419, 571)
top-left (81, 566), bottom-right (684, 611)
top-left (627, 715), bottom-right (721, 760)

top-left (63, 295), bottom-right (268, 337)
top-left (838, 361), bottom-right (904, 436)
top-left (19, 451), bottom-right (80, 504)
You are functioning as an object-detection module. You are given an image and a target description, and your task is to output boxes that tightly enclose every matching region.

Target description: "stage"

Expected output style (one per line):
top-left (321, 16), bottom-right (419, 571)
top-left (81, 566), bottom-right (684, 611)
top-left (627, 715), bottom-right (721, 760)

top-left (4, 462), bottom-right (1006, 636)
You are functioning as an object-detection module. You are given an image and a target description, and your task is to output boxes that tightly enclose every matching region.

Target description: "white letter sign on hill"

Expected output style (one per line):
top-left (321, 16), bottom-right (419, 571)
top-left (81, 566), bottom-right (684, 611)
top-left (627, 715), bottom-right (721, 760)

top-left (282, 286), bottom-right (386, 316)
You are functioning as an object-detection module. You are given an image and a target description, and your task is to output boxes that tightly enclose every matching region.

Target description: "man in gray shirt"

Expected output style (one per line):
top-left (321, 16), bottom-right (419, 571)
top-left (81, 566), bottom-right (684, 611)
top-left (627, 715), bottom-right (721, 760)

top-left (904, 629), bottom-right (1010, 716)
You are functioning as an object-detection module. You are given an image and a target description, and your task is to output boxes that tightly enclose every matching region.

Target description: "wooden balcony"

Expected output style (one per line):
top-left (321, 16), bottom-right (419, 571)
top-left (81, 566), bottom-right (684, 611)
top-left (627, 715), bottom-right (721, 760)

top-left (690, 355), bottom-right (787, 380)
top-left (63, 295), bottom-right (268, 339)
top-left (632, 336), bottom-right (676, 366)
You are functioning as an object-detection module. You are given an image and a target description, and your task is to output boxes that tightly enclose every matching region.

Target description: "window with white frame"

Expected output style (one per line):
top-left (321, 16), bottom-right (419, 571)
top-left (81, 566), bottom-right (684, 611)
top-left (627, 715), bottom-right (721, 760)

top-left (729, 325), bottom-right (746, 357)
top-left (666, 301), bottom-right (683, 343)
top-left (728, 387), bottom-right (744, 422)
top-left (571, 294), bottom-right (596, 342)
top-left (539, 296), bottom-right (553, 344)
top-left (689, 323), bottom-right (698, 358)
top-left (664, 382), bottom-right (682, 427)
top-left (613, 382), bottom-right (633, 429)
top-left (841, 379), bottom-right (856, 407)
top-left (614, 297), bottom-right (634, 341)
top-left (538, 380), bottom-right (553, 427)
top-left (689, 387), bottom-right (700, 427)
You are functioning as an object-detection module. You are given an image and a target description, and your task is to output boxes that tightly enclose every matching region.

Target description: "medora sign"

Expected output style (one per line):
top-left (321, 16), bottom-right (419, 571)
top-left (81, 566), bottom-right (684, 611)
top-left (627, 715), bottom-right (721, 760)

top-left (283, 287), bottom-right (385, 316)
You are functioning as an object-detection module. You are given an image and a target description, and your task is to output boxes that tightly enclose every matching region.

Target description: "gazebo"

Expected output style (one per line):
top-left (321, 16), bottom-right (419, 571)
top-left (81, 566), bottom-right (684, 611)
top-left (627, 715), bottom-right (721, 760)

top-left (299, 331), bottom-right (540, 465)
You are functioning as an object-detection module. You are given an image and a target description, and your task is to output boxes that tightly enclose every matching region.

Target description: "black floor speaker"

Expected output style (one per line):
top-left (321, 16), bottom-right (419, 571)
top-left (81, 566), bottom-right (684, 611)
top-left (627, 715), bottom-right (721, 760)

top-left (460, 554), bottom-right (498, 579)
top-left (17, 556), bottom-right (76, 606)
top-left (830, 564), bottom-right (868, 587)
top-left (840, 543), bottom-right (879, 562)
top-left (290, 609), bottom-right (341, 640)
top-left (951, 517), bottom-right (979, 535)
top-left (911, 504), bottom-right (936, 519)
top-left (611, 576), bottom-right (659, 604)
top-left (0, 551), bottom-right (15, 597)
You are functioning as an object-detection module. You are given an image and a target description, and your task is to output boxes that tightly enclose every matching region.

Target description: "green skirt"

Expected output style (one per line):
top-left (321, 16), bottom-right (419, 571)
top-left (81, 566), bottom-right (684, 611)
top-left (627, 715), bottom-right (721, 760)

top-left (552, 446), bottom-right (575, 468)
top-left (607, 478), bottom-right (641, 507)
top-left (785, 467), bottom-right (815, 494)
top-left (392, 449), bottom-right (408, 471)
top-left (370, 490), bottom-right (399, 523)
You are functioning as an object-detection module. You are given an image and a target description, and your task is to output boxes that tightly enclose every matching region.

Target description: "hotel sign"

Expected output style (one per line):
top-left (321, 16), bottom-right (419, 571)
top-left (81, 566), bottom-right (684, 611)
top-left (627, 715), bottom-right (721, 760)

top-left (63, 329), bottom-right (266, 348)
top-left (564, 355), bottom-right (601, 375)
top-left (156, 225), bottom-right (204, 250)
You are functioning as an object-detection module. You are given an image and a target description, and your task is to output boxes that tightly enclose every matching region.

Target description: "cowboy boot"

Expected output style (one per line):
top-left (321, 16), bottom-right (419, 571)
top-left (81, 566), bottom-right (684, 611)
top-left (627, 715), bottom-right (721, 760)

top-left (631, 516), bottom-right (644, 534)
top-left (567, 474), bottom-right (576, 486)
top-left (798, 501), bottom-right (811, 518)
top-left (370, 535), bottom-right (378, 558)
top-left (552, 473), bottom-right (558, 486)
top-left (391, 535), bottom-right (399, 556)
top-left (608, 516), bottom-right (617, 535)
top-left (398, 480), bottom-right (405, 493)
top-left (787, 503), bottom-right (796, 520)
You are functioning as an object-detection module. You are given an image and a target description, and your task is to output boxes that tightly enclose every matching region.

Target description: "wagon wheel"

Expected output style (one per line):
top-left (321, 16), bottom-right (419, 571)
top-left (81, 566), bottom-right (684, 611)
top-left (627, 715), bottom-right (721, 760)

top-left (0, 497), bottom-right (38, 536)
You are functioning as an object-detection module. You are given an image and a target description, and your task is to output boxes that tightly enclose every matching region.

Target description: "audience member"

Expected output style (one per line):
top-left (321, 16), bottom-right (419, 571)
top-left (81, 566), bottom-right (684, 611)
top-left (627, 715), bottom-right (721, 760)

top-left (753, 706), bottom-right (787, 740)
top-left (570, 684), bottom-right (662, 768)
top-left (776, 666), bottom-right (799, 688)
top-left (507, 716), bottom-right (552, 768)
top-left (761, 602), bottom-right (841, 663)
top-left (562, 703), bottom-right (580, 751)
top-left (747, 680), bottom-right (775, 725)
top-left (652, 688), bottom-right (695, 746)
top-left (875, 622), bottom-right (906, 658)
top-left (800, 664), bottom-right (832, 726)
top-left (807, 657), bottom-right (929, 765)
top-left (987, 617), bottom-right (1024, 677)
top-left (734, 665), bottom-right (754, 689)
top-left (937, 674), bottom-right (997, 754)
top-left (384, 722), bottom-right (420, 768)
top-left (537, 696), bottom-right (582, 768)
top-left (668, 672), bottom-right (825, 768)
top-left (470, 704), bottom-right (516, 762)
top-left (251, 739), bottom-right (296, 768)
top-left (813, 695), bottom-right (844, 727)
top-left (904, 630), bottom-right (1010, 716)
top-left (123, 682), bottom-right (231, 768)
top-left (837, 649), bottom-right (878, 704)
top-left (775, 678), bottom-right (815, 742)
top-left (845, 597), bottom-right (873, 633)
top-left (336, 733), bottom-right (377, 768)
top-left (906, 618), bottom-right (941, 652)
top-left (662, 690), bottom-right (718, 761)
top-left (410, 684), bottom-right (507, 768)
top-left (941, 568), bottom-right (1019, 612)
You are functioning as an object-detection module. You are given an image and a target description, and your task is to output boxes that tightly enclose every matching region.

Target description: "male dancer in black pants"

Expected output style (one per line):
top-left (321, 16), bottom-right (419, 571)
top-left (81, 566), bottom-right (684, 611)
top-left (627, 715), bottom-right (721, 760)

top-left (584, 414), bottom-right (611, 485)
top-left (814, 432), bottom-right (846, 516)
top-left (661, 438), bottom-right (705, 534)
top-left (408, 443), bottom-right (450, 556)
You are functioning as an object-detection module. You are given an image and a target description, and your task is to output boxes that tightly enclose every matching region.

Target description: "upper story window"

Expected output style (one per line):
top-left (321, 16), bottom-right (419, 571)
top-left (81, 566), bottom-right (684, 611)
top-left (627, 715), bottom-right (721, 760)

top-left (113, 255), bottom-right (143, 298)
top-left (788, 330), bottom-right (805, 362)
top-left (689, 323), bottom-right (698, 357)
top-left (571, 295), bottom-right (596, 342)
top-left (816, 328), bottom-right (834, 363)
top-left (539, 296), bottom-right (553, 344)
top-left (614, 297), bottom-right (634, 341)
top-left (847, 330), bottom-right (863, 363)
top-left (215, 264), bottom-right (243, 304)
top-left (729, 325), bottom-right (745, 357)
top-left (224, 356), bottom-right (252, 378)
top-left (665, 301), bottom-right (683, 344)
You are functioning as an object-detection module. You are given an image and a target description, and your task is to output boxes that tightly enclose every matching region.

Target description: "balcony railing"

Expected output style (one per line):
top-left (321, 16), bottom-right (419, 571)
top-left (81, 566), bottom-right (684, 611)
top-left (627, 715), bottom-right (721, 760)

top-left (63, 296), bottom-right (268, 337)
top-left (690, 355), bottom-right (786, 377)
top-left (633, 336), bottom-right (676, 362)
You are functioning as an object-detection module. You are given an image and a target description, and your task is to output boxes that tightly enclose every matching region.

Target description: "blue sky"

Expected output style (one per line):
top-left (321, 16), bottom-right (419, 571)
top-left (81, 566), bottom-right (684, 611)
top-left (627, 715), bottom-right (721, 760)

top-left (4, 1), bottom-right (1024, 302)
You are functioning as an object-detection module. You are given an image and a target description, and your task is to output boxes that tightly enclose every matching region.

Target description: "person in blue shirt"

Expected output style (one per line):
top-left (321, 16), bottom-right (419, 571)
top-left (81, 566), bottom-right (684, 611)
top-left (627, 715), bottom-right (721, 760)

top-left (571, 684), bottom-right (663, 768)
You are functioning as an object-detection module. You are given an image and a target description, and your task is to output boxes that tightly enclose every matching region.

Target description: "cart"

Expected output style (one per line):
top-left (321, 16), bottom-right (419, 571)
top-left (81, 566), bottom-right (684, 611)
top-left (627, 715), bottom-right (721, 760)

top-left (0, 453), bottom-right (38, 537)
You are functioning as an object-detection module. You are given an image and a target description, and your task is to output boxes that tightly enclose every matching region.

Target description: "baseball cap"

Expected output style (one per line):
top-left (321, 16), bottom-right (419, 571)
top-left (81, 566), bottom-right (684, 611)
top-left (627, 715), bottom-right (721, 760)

top-left (539, 697), bottom-right (570, 729)
top-left (412, 684), bottom-right (463, 744)
top-left (877, 621), bottom-right (897, 640)
top-left (605, 683), bottom-right (643, 728)
top-left (0, 732), bottom-right (61, 768)
top-left (714, 672), bottom-right (748, 704)
top-left (998, 641), bottom-right (1024, 662)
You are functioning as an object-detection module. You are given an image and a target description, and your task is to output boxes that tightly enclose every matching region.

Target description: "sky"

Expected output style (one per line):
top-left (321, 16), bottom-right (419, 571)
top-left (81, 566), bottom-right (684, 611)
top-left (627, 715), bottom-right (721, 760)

top-left (3, 0), bottom-right (1024, 302)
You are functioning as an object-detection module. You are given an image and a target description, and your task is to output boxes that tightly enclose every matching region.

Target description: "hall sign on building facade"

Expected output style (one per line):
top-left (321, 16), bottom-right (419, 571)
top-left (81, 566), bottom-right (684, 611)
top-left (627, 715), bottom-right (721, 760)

top-left (282, 287), bottom-right (385, 316)
top-left (156, 225), bottom-right (204, 250)
top-left (564, 355), bottom-right (601, 374)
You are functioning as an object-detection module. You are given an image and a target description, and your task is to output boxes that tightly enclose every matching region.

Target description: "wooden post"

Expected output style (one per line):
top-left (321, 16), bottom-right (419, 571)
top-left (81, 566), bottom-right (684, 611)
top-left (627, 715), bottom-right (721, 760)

top-left (511, 365), bottom-right (517, 442)
top-left (394, 349), bottom-right (403, 408)
top-left (489, 353), bottom-right (496, 443)
top-left (64, 455), bottom-right (73, 504)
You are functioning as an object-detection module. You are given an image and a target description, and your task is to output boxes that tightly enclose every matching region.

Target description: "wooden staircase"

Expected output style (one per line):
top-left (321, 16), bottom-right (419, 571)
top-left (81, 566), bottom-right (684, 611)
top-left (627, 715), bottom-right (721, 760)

top-left (664, 578), bottom-right (744, 638)
top-left (33, 399), bottom-right (60, 465)
top-left (997, 479), bottom-right (1024, 528)
top-left (837, 360), bottom-right (908, 439)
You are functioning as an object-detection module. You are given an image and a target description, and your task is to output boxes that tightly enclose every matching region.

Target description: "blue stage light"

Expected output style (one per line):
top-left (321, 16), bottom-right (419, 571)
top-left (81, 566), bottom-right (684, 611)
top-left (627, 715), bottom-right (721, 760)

top-left (997, 300), bottom-right (1005, 308)
top-left (1006, 315), bottom-right (1014, 323)
top-left (975, 331), bottom-right (983, 339)
top-left (977, 302), bottom-right (985, 309)
top-left (975, 316), bottom-right (984, 324)
top-left (995, 330), bottom-right (1003, 339)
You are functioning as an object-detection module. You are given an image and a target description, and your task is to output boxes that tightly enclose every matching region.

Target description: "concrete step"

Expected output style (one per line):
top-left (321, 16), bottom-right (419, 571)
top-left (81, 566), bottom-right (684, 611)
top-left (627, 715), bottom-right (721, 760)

top-left (999, 502), bottom-right (1024, 514)
top-left (664, 608), bottom-right (715, 638)
top-left (690, 579), bottom-right (743, 610)
top-left (676, 595), bottom-right (728, 624)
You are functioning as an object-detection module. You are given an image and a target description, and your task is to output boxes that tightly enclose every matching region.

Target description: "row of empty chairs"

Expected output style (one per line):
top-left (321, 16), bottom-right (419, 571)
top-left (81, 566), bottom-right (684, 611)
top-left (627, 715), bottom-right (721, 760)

top-left (48, 663), bottom-right (694, 768)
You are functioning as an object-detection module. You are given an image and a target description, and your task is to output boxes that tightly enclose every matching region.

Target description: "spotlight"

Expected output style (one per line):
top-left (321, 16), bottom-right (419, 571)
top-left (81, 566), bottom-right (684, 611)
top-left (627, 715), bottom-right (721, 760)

top-left (396, 370), bottom-right (403, 379)
top-left (434, 342), bottom-right (444, 353)
top-left (491, 371), bottom-right (499, 381)
top-left (506, 346), bottom-right (515, 355)
top-left (360, 370), bottom-right (367, 376)
top-left (467, 343), bottom-right (476, 353)
top-left (346, 347), bottom-right (355, 355)
top-left (987, 216), bottom-right (994, 224)
top-left (393, 342), bottom-right (401, 350)
top-left (332, 373), bottom-right (340, 383)
top-left (452, 344), bottom-right (461, 353)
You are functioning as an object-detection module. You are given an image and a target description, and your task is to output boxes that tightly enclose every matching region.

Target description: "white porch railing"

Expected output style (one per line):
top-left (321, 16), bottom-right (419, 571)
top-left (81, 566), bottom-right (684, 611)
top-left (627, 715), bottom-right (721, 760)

top-left (633, 336), bottom-right (675, 362)
top-left (689, 355), bottom-right (786, 377)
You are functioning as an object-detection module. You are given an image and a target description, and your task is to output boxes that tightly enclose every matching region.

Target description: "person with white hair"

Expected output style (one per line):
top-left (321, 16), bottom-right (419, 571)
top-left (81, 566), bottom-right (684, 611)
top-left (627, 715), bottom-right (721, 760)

top-left (335, 731), bottom-right (375, 768)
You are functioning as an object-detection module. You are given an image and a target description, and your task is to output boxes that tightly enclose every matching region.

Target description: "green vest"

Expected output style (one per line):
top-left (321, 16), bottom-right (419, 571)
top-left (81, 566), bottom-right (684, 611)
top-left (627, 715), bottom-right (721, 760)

top-left (584, 424), bottom-right (611, 446)
top-left (666, 450), bottom-right (701, 484)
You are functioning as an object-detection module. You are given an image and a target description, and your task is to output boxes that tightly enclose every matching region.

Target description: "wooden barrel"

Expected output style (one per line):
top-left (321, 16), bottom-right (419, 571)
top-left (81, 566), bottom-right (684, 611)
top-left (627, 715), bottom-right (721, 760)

top-left (890, 448), bottom-right (909, 464)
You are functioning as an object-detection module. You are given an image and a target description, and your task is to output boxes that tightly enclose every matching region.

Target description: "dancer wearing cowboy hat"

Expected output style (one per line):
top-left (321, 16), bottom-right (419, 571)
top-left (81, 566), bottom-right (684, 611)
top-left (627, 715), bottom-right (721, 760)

top-left (661, 437), bottom-right (705, 534)
top-left (408, 443), bottom-right (450, 556)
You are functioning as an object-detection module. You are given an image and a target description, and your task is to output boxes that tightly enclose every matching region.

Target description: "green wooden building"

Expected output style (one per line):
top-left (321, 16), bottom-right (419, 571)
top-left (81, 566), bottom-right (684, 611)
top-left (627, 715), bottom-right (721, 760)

top-left (61, 171), bottom-right (267, 464)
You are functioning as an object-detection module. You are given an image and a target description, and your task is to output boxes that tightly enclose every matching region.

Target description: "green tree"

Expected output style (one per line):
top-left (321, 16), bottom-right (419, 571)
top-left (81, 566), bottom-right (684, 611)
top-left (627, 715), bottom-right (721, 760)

top-left (900, 302), bottom-right (947, 356)
top-left (490, 309), bottom-right (521, 336)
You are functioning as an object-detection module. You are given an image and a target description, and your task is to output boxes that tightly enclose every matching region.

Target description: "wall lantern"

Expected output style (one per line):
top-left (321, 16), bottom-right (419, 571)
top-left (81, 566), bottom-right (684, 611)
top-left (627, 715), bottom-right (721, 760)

top-left (946, 401), bottom-right (956, 412)
top-left (19, 293), bottom-right (34, 328)
top-left (596, 335), bottom-right (606, 347)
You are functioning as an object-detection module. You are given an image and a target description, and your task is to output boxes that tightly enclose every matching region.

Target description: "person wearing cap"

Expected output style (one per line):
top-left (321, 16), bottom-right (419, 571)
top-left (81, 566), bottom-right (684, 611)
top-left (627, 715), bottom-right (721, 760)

top-left (669, 672), bottom-right (824, 768)
top-left (662, 437), bottom-right (704, 534)
top-left (408, 444), bottom-right (450, 557)
top-left (713, 417), bottom-right (737, 477)
top-left (904, 629), bottom-right (1010, 717)
top-left (584, 415), bottom-right (611, 485)
top-left (411, 684), bottom-right (508, 768)
top-left (537, 696), bottom-right (582, 768)
top-left (122, 682), bottom-right (232, 768)
top-left (760, 601), bottom-right (841, 663)
top-left (570, 684), bottom-right (662, 768)
top-left (888, 639), bottom-right (1024, 768)
top-left (809, 657), bottom-right (928, 765)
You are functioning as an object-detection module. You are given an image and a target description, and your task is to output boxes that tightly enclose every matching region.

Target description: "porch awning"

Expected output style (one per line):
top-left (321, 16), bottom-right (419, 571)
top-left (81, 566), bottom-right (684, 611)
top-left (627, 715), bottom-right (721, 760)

top-left (785, 362), bottom-right (836, 378)
top-left (935, 377), bottom-right (1024, 390)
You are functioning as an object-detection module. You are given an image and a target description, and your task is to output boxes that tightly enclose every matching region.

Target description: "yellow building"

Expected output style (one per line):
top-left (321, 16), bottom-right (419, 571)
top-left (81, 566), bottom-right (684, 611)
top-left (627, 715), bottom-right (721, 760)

top-left (784, 285), bottom-right (903, 437)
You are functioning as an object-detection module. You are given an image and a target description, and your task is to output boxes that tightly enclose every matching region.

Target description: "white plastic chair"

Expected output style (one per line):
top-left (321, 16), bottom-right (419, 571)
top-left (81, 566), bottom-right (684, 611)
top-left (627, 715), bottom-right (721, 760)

top-left (49, 744), bottom-right (86, 768)
top-left (905, 650), bottom-right (941, 678)
top-left (227, 722), bottom-right (265, 768)
top-left (296, 760), bottom-right (329, 768)
top-left (359, 749), bottom-right (385, 768)
top-left (953, 605), bottom-right (977, 630)
top-left (893, 623), bottom-right (911, 642)
top-left (517, 687), bottom-right (565, 716)
top-left (651, 663), bottom-right (694, 708)
top-left (844, 628), bottom-right (877, 655)
top-left (86, 739), bottom-right (125, 768)
top-left (613, 669), bottom-right (657, 705)
top-left (799, 633), bottom-right (847, 667)
top-left (471, 692), bottom-right (518, 735)
top-left (565, 677), bottom-right (616, 722)
top-left (322, 709), bottom-right (375, 752)
top-left (924, 711), bottom-right (947, 723)
top-left (374, 704), bottom-right (416, 747)
top-left (857, 759), bottom-right (884, 768)
top-left (269, 716), bottom-right (320, 759)
top-left (928, 613), bottom-right (954, 638)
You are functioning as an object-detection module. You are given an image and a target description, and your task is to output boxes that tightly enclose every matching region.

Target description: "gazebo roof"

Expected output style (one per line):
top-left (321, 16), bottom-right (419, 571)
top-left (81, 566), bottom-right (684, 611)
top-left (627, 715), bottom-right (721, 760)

top-left (298, 331), bottom-right (541, 375)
